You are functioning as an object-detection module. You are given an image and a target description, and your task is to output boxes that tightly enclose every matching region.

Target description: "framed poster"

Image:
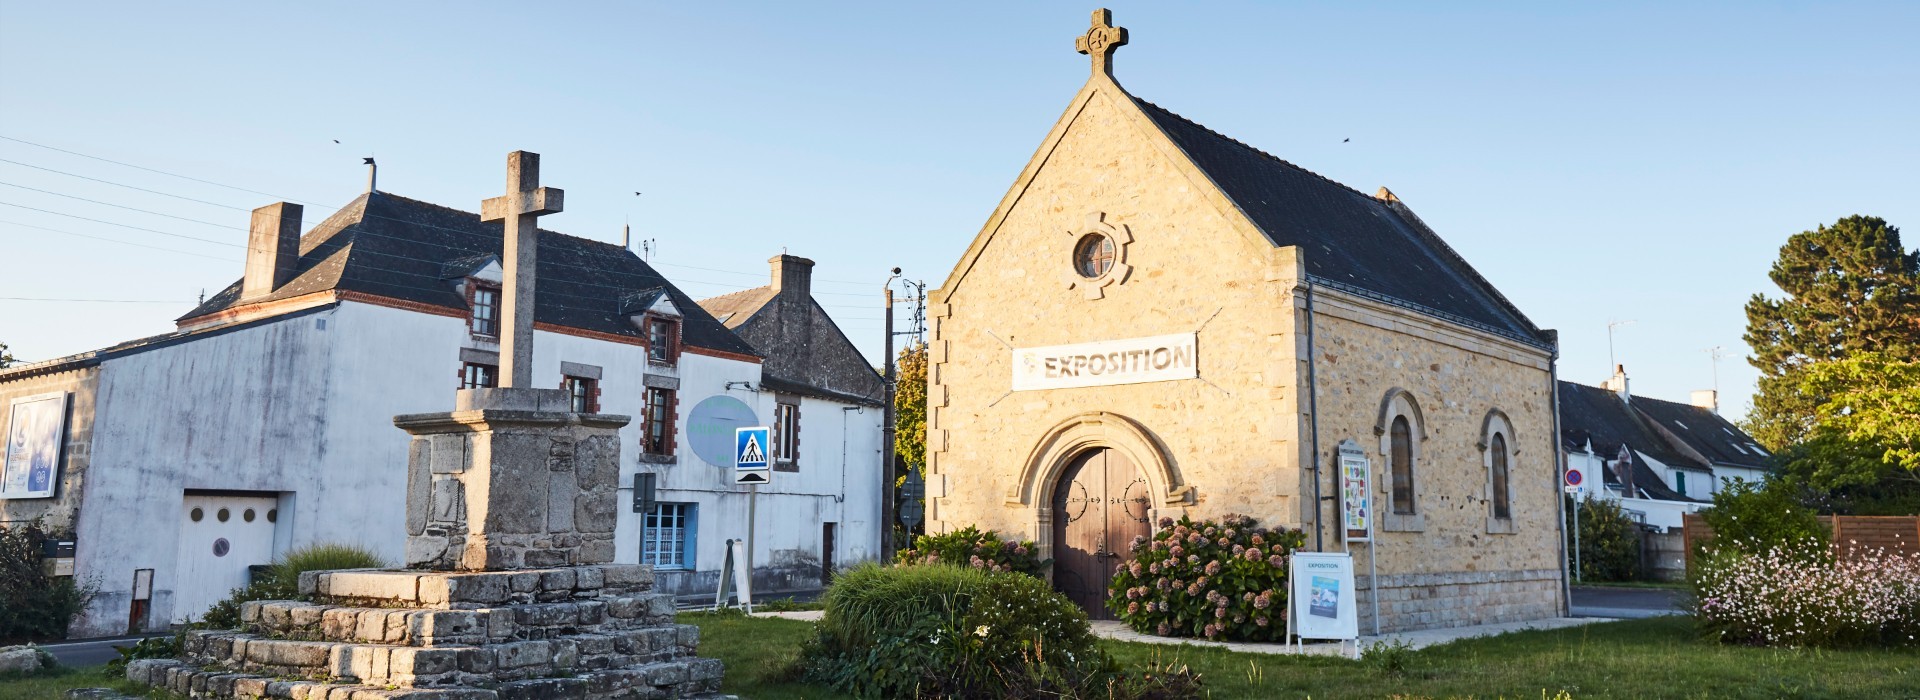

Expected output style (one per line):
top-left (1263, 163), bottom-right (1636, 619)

top-left (1338, 440), bottom-right (1372, 542)
top-left (2, 391), bottom-right (69, 499)
top-left (1289, 552), bottom-right (1359, 641)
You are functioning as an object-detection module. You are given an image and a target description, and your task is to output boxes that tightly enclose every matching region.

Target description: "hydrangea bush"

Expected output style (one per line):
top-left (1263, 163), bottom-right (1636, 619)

top-left (1693, 543), bottom-right (1920, 648)
top-left (895, 525), bottom-right (1047, 577)
top-left (1106, 514), bottom-right (1307, 641)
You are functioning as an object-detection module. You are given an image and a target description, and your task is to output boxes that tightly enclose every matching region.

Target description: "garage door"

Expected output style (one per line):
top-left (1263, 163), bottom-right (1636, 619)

top-left (172, 494), bottom-right (279, 624)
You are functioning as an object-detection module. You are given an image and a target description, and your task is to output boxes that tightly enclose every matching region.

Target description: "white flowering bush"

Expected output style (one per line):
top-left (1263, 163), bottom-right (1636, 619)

top-left (1693, 542), bottom-right (1920, 648)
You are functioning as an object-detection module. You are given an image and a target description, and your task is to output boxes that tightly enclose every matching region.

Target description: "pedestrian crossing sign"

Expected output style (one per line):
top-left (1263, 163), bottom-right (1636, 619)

top-left (735, 426), bottom-right (771, 484)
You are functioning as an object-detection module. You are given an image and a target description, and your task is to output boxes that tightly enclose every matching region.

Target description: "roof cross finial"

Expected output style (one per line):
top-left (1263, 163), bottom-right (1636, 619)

top-left (1075, 8), bottom-right (1128, 78)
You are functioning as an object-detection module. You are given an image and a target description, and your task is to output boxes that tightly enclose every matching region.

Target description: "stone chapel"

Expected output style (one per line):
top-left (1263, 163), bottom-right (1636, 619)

top-left (925, 10), bottom-right (1567, 632)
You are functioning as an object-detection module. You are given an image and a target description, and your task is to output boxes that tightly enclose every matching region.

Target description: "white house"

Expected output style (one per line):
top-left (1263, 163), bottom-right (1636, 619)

top-left (0, 189), bottom-right (883, 638)
top-left (1557, 366), bottom-right (1773, 533)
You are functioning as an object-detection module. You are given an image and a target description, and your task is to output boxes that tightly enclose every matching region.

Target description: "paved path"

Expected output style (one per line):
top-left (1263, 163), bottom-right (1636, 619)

top-left (752, 609), bottom-right (1611, 657)
top-left (1570, 585), bottom-right (1686, 619)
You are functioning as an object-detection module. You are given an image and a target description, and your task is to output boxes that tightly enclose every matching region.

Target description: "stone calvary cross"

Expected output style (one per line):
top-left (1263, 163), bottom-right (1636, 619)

top-left (480, 150), bottom-right (564, 389)
top-left (1075, 8), bottom-right (1128, 78)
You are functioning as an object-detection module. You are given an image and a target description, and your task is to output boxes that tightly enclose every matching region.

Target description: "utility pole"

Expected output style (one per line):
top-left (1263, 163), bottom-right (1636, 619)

top-left (880, 268), bottom-right (902, 558)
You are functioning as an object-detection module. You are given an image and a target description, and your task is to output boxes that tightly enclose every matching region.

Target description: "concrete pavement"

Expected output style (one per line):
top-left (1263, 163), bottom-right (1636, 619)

top-left (1570, 585), bottom-right (1687, 619)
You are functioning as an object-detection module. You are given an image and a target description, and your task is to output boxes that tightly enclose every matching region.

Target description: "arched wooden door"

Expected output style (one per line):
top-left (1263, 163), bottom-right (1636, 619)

top-left (1051, 448), bottom-right (1152, 619)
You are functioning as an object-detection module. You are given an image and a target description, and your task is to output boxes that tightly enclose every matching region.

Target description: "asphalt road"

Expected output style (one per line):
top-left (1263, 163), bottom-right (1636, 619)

top-left (1570, 585), bottom-right (1687, 619)
top-left (36, 633), bottom-right (169, 668)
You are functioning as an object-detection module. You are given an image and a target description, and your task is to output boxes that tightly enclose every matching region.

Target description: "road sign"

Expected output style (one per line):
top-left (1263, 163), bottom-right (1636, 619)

top-left (735, 426), bottom-right (770, 485)
top-left (899, 471), bottom-right (925, 529)
top-left (1565, 467), bottom-right (1584, 487)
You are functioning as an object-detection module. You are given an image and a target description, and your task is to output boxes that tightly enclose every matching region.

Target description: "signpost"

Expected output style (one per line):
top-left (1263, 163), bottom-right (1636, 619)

top-left (733, 426), bottom-right (771, 609)
top-left (1565, 466), bottom-right (1584, 582)
top-left (899, 470), bottom-right (925, 530)
top-left (1335, 440), bottom-right (1380, 634)
top-left (1288, 552), bottom-right (1361, 658)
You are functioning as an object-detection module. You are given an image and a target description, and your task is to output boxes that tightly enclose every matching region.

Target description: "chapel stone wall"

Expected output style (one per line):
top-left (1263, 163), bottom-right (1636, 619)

top-left (1305, 298), bottom-right (1563, 631)
top-left (928, 88), bottom-right (1306, 548)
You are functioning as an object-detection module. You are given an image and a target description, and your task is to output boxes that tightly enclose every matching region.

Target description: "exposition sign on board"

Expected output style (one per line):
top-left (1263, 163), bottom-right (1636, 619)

top-left (1, 392), bottom-right (67, 500)
top-left (1289, 552), bottom-right (1359, 641)
top-left (1010, 333), bottom-right (1197, 391)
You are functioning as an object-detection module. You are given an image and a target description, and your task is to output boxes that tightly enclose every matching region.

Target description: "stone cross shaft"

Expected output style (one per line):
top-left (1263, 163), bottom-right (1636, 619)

top-left (1075, 8), bottom-right (1128, 78)
top-left (480, 150), bottom-right (564, 389)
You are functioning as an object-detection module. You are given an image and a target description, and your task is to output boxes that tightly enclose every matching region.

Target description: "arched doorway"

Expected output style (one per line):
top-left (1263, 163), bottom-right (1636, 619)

top-left (1050, 448), bottom-right (1152, 619)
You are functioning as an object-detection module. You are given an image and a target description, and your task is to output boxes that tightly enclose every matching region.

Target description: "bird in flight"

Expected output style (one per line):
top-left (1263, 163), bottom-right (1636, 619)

top-left (1343, 138), bottom-right (1350, 143)
top-left (333, 139), bottom-right (340, 144)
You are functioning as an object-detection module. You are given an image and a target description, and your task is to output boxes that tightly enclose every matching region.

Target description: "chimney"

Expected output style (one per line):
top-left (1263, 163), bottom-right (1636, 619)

top-left (1691, 389), bottom-right (1719, 413)
top-left (769, 254), bottom-right (815, 300)
top-left (363, 157), bottom-right (377, 193)
top-left (242, 202), bottom-right (303, 300)
top-left (1603, 364), bottom-right (1631, 401)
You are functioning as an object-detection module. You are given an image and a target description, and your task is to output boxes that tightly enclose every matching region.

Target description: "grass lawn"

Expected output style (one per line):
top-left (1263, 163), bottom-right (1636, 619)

top-left (8, 615), bottom-right (1914, 699)
top-left (682, 613), bottom-right (1920, 700)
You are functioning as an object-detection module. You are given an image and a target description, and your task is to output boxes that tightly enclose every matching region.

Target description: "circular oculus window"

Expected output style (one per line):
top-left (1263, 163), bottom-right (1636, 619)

top-left (1074, 234), bottom-right (1115, 279)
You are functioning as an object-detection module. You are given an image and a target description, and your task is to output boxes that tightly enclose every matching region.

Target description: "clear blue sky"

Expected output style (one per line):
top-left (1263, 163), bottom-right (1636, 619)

top-left (3, 2), bottom-right (1917, 421)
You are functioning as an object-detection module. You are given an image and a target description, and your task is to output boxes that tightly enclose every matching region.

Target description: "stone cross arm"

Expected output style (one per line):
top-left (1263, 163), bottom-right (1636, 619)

top-left (481, 187), bottom-right (564, 221)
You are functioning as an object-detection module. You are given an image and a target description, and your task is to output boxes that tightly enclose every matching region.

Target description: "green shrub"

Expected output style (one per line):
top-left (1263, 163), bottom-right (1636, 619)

top-left (196, 542), bottom-right (386, 630)
top-left (894, 524), bottom-right (1047, 577)
top-left (1568, 496), bottom-right (1644, 582)
top-left (0, 522), bottom-right (88, 642)
top-left (799, 563), bottom-right (1137, 699)
top-left (1699, 479), bottom-right (1828, 556)
top-left (103, 635), bottom-right (180, 677)
top-left (1106, 514), bottom-right (1307, 642)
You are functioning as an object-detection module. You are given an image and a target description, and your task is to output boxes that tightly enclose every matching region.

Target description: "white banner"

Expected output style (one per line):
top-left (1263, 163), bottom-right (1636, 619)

top-left (1290, 552), bottom-right (1360, 641)
top-left (1011, 333), bottom-right (1197, 391)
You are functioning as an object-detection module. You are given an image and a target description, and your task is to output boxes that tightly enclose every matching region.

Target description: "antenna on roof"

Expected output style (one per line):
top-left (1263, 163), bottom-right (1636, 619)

top-left (1607, 319), bottom-right (1636, 372)
top-left (198, 288), bottom-right (205, 305)
top-left (640, 239), bottom-right (657, 262)
top-left (1705, 345), bottom-right (1724, 397)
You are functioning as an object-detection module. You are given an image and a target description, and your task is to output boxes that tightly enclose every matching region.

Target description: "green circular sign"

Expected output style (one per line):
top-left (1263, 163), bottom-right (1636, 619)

top-left (687, 395), bottom-right (760, 467)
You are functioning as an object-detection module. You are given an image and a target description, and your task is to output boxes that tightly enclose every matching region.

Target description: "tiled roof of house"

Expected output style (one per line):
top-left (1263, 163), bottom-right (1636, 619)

top-left (177, 192), bottom-right (758, 358)
top-left (1627, 395), bottom-right (1771, 470)
top-left (1133, 98), bottom-right (1548, 347)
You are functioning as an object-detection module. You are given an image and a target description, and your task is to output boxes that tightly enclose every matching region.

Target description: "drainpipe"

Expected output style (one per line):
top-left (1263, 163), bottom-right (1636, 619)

top-left (1548, 331), bottom-right (1571, 616)
top-left (1306, 280), bottom-right (1325, 552)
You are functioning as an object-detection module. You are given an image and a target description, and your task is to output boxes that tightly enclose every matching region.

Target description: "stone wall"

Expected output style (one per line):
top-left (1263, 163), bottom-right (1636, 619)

top-left (0, 365), bottom-right (98, 533)
top-left (1304, 292), bottom-right (1565, 631)
top-left (928, 85), bottom-right (1300, 552)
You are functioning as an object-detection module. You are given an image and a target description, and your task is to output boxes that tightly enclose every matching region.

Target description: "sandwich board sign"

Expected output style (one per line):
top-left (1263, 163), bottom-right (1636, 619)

top-left (1288, 552), bottom-right (1360, 657)
top-left (734, 426), bottom-right (771, 485)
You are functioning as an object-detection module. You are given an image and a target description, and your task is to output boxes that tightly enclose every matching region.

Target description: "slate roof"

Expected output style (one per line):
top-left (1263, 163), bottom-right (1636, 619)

top-left (1132, 98), bottom-right (1548, 348)
top-left (1628, 395), bottom-right (1772, 470)
top-left (177, 192), bottom-right (759, 358)
top-left (1558, 382), bottom-right (1711, 471)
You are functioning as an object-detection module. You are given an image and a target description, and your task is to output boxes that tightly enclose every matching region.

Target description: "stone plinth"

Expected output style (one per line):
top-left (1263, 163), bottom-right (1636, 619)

top-left (397, 388), bottom-right (630, 571)
top-left (125, 564), bottom-right (725, 699)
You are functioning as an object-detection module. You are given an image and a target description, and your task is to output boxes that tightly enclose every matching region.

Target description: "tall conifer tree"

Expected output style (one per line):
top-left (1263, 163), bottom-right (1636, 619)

top-left (1743, 216), bottom-right (1920, 449)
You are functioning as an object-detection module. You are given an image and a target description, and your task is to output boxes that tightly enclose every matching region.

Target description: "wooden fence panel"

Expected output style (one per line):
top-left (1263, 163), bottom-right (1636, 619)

top-left (1681, 514), bottom-right (1920, 573)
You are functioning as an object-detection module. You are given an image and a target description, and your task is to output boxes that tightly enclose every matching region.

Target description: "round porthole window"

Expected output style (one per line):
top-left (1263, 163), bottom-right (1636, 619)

top-left (190, 507), bottom-right (204, 522)
top-left (217, 508), bottom-right (231, 523)
top-left (212, 538), bottom-right (230, 557)
top-left (267, 509), bottom-right (278, 523)
top-left (1074, 234), bottom-right (1115, 278)
top-left (243, 509), bottom-right (256, 523)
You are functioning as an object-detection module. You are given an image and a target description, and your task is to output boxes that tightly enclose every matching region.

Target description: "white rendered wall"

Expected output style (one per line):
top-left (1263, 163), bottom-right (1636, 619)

top-left (66, 299), bottom-right (883, 636)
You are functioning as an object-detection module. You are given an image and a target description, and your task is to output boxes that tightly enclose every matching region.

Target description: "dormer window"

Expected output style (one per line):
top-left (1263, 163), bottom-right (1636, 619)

top-left (647, 315), bottom-right (680, 365)
top-left (470, 283), bottom-right (501, 337)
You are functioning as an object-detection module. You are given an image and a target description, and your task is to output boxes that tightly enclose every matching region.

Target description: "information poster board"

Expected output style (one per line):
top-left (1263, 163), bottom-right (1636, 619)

top-left (1, 392), bottom-right (67, 500)
top-left (1289, 552), bottom-right (1359, 641)
top-left (1338, 441), bottom-right (1372, 542)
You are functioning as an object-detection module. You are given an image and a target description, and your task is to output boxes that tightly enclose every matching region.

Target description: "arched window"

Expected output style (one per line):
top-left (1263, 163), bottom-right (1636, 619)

top-left (1481, 408), bottom-right (1518, 534)
top-left (1375, 389), bottom-right (1427, 532)
top-left (1490, 433), bottom-right (1511, 519)
top-left (1390, 416), bottom-right (1414, 515)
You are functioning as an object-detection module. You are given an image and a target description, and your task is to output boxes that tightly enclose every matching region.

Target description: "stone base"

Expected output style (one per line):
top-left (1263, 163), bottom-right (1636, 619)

top-left (126, 565), bottom-right (728, 699)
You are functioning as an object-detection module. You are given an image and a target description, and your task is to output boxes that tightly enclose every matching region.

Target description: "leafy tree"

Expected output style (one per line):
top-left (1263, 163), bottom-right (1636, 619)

top-left (893, 342), bottom-right (928, 481)
top-left (1743, 216), bottom-right (1920, 450)
top-left (1565, 496), bottom-right (1643, 582)
top-left (1800, 354), bottom-right (1920, 481)
top-left (0, 341), bottom-right (14, 369)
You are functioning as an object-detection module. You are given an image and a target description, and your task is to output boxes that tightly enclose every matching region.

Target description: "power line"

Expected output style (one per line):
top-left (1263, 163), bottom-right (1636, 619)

top-left (0, 135), bottom-right (308, 203)
top-left (0, 200), bottom-right (241, 248)
top-left (0, 218), bottom-right (239, 262)
top-left (0, 157), bottom-right (253, 211)
top-left (0, 180), bottom-right (242, 230)
top-left (0, 297), bottom-right (193, 304)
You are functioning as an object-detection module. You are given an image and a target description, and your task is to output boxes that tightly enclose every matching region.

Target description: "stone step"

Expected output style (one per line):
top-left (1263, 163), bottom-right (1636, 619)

top-left (239, 591), bottom-right (677, 646)
top-left (126, 655), bottom-right (724, 699)
top-left (301, 564), bottom-right (655, 609)
top-left (181, 624), bottom-right (701, 688)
